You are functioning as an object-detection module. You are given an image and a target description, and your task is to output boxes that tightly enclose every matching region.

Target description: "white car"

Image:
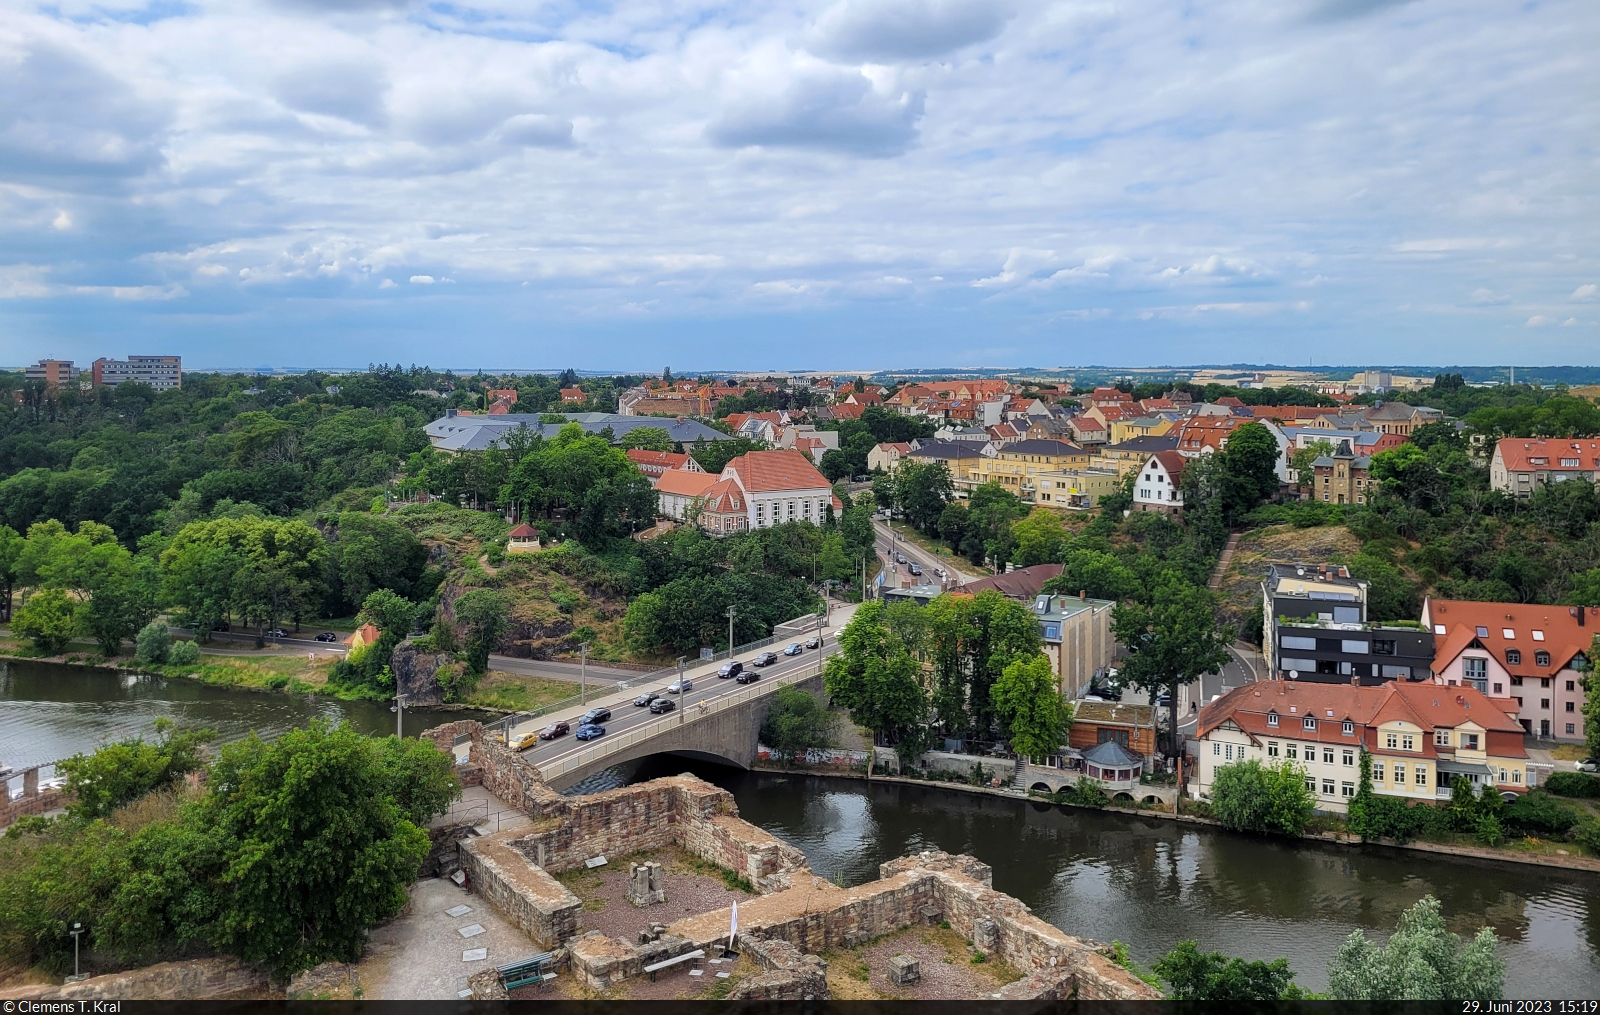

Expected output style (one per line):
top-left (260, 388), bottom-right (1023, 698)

top-left (668, 679), bottom-right (693, 694)
top-left (1578, 758), bottom-right (1600, 773)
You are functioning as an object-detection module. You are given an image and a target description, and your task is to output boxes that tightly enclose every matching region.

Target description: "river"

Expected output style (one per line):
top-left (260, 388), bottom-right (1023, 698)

top-left (6, 663), bottom-right (1598, 997)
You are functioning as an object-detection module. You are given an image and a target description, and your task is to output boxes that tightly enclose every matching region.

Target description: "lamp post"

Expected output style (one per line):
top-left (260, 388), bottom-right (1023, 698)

top-left (727, 605), bottom-right (737, 657)
top-left (67, 922), bottom-right (86, 982)
top-left (580, 642), bottom-right (588, 706)
top-left (677, 656), bottom-right (686, 725)
top-left (392, 692), bottom-right (409, 739)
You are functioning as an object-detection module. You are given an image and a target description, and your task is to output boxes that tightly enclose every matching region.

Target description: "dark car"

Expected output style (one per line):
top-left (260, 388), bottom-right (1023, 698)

top-left (717, 661), bottom-right (743, 679)
top-left (579, 707), bottom-right (612, 725)
top-left (735, 670), bottom-right (762, 684)
top-left (538, 721), bottom-right (570, 740)
top-left (752, 651), bottom-right (778, 667)
top-left (211, 621), bottom-right (231, 632)
top-left (649, 697), bottom-right (677, 714)
top-left (633, 691), bottom-right (660, 707)
top-left (805, 634), bottom-right (822, 649)
top-left (266, 628), bottom-right (288, 638)
top-left (908, 563), bottom-right (922, 576)
top-left (314, 632), bottom-right (339, 642)
top-left (575, 723), bottom-right (605, 741)
top-left (783, 642), bottom-right (803, 656)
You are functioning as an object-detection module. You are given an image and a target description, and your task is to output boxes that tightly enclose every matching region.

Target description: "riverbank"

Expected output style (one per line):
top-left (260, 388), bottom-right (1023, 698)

top-left (752, 761), bottom-right (1600, 876)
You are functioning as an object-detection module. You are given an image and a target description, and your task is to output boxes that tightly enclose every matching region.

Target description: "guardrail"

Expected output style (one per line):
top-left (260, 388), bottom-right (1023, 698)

top-left (535, 647), bottom-right (836, 783)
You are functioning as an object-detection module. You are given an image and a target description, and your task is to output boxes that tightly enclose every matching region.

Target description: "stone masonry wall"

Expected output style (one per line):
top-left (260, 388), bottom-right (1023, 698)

top-left (460, 829), bottom-right (584, 949)
top-left (0, 957), bottom-right (269, 1001)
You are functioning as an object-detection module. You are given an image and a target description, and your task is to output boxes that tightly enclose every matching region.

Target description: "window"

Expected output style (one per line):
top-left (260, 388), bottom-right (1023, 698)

top-left (1342, 640), bottom-right (1369, 654)
top-left (1381, 665), bottom-right (1413, 679)
top-left (1541, 677), bottom-right (1551, 688)
top-left (1373, 639), bottom-right (1396, 656)
top-left (1341, 782), bottom-right (1355, 798)
top-left (1342, 721), bottom-right (1354, 735)
top-left (1395, 765), bottom-right (1406, 784)
top-left (1506, 649), bottom-right (1522, 665)
top-left (1322, 779), bottom-right (1335, 796)
top-left (1286, 744), bottom-right (1298, 760)
top-left (1225, 744), bottom-right (1234, 760)
top-left (1415, 766), bottom-right (1427, 787)
top-left (1305, 778), bottom-right (1317, 794)
top-left (1514, 769), bottom-right (1523, 783)
top-left (1536, 651), bottom-right (1551, 667)
top-left (1461, 733), bottom-right (1479, 750)
top-left (1323, 748), bottom-right (1335, 765)
top-left (1503, 628), bottom-right (1516, 639)
top-left (1267, 712), bottom-right (1279, 727)
top-left (1434, 624), bottom-right (1447, 635)
top-left (1213, 743), bottom-right (1221, 756)
top-left (1567, 723), bottom-right (1576, 735)
top-left (1268, 741), bottom-right (1280, 757)
top-left (1342, 750), bottom-right (1355, 766)
top-left (1512, 676), bottom-right (1524, 686)
top-left (1568, 702), bottom-right (1576, 713)
top-left (1373, 760), bottom-right (1385, 782)
top-left (1493, 683), bottom-right (1503, 694)
top-left (1475, 626), bottom-right (1490, 638)
top-left (1541, 698), bottom-right (1551, 709)
top-left (1569, 681), bottom-right (1577, 692)
top-left (1402, 735), bottom-right (1415, 751)
top-left (1435, 730), bottom-right (1450, 746)
top-left (1282, 636), bottom-right (1317, 651)
top-left (1533, 630), bottom-right (1546, 642)
top-left (1385, 732), bottom-right (1398, 749)
top-left (1464, 658), bottom-right (1487, 679)
top-left (1303, 717), bottom-right (1317, 731)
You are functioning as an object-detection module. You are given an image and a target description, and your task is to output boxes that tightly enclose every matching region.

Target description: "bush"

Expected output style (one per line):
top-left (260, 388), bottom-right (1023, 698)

top-left (1474, 814), bottom-right (1504, 847)
top-left (169, 640), bottom-right (201, 665)
top-left (13, 588), bottom-right (79, 654)
top-left (1545, 771), bottom-right (1600, 798)
top-left (1574, 817), bottom-right (1600, 855)
top-left (1501, 791), bottom-right (1578, 837)
top-left (759, 685), bottom-right (839, 761)
top-left (134, 620), bottom-right (172, 665)
top-left (1058, 777), bottom-right (1108, 808)
top-left (1210, 759), bottom-right (1314, 836)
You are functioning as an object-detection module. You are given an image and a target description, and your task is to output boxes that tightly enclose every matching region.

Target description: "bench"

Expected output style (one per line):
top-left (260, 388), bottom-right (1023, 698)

top-left (497, 952), bottom-right (557, 991)
top-left (642, 948), bottom-right (705, 981)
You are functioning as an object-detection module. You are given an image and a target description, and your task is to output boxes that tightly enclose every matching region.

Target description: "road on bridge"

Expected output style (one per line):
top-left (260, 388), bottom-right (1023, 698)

top-left (504, 602), bottom-right (859, 774)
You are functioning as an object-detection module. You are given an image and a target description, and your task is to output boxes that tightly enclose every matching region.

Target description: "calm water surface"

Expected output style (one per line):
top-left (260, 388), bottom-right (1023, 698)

top-left (635, 760), bottom-right (1600, 997)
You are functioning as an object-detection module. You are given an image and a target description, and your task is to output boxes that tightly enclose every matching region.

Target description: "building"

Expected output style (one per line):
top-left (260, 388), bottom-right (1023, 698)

top-left (1421, 598), bottom-right (1598, 742)
top-left (1066, 417), bottom-right (1109, 446)
top-left (697, 478), bottom-right (749, 535)
top-left (1364, 402), bottom-right (1443, 437)
top-left (1193, 678), bottom-right (1530, 814)
top-left (1069, 701), bottom-right (1158, 758)
top-left (1033, 467), bottom-right (1123, 509)
top-left (903, 441), bottom-right (988, 497)
top-left (1108, 415), bottom-right (1174, 445)
top-left (1091, 435), bottom-right (1181, 477)
top-left (654, 468), bottom-right (719, 522)
top-left (1132, 451), bottom-right (1186, 516)
top-left (867, 442), bottom-right (913, 474)
top-left (1311, 439), bottom-right (1373, 505)
top-left (973, 438), bottom-right (1090, 500)
top-left (720, 449), bottom-right (840, 529)
top-left (1261, 563), bottom-right (1434, 686)
top-left (91, 355), bottom-right (182, 391)
top-left (424, 411), bottom-right (730, 453)
top-left (626, 449), bottom-right (703, 485)
top-left (506, 523), bottom-right (542, 554)
top-left (1028, 591), bottom-right (1116, 691)
top-left (24, 360), bottom-right (76, 387)
top-left (560, 387), bottom-right (587, 403)
top-left (958, 564), bottom-right (1064, 601)
top-left (1489, 438), bottom-right (1600, 498)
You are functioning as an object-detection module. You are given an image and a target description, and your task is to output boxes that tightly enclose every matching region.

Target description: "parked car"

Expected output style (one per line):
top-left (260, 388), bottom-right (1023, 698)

top-left (718, 661), bottom-right (743, 679)
top-left (538, 721), bottom-right (570, 740)
top-left (634, 691), bottom-right (660, 707)
top-left (805, 634), bottom-right (822, 649)
top-left (1154, 693), bottom-right (1172, 708)
top-left (668, 678), bottom-right (693, 694)
top-left (314, 631), bottom-right (339, 642)
top-left (512, 731), bottom-right (540, 751)
top-left (933, 568), bottom-right (946, 578)
top-left (735, 670), bottom-right (762, 685)
top-left (783, 642), bottom-right (803, 656)
top-left (649, 697), bottom-right (677, 714)
top-left (579, 707), bottom-right (611, 725)
top-left (211, 621), bottom-right (231, 632)
top-left (266, 628), bottom-right (288, 638)
top-left (752, 651), bottom-right (778, 667)
top-left (575, 723), bottom-right (606, 741)
top-left (1579, 758), bottom-right (1600, 773)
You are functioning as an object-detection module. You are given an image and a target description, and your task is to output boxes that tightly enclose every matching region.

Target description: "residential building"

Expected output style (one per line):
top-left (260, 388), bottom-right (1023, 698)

top-left (1033, 467), bottom-right (1123, 509)
top-left (1261, 563), bottom-right (1434, 686)
top-left (1192, 678), bottom-right (1530, 814)
top-left (424, 411), bottom-right (729, 453)
top-left (1175, 416), bottom-right (1292, 482)
top-left (1132, 451), bottom-right (1186, 516)
top-left (1489, 438), bottom-right (1600, 498)
top-left (1108, 415), bottom-right (1174, 444)
top-left (867, 442), bottom-right (912, 474)
top-left (1281, 427), bottom-right (1407, 455)
top-left (24, 359), bottom-right (76, 387)
top-left (714, 449), bottom-right (841, 532)
top-left (958, 564), bottom-right (1063, 601)
top-left (1070, 701), bottom-right (1157, 757)
top-left (626, 448), bottom-right (703, 484)
top-left (1028, 591), bottom-right (1117, 689)
top-left (904, 441), bottom-right (988, 496)
top-left (655, 468), bottom-right (719, 522)
top-left (506, 523), bottom-right (542, 554)
top-left (1066, 417), bottom-right (1108, 446)
top-left (91, 355), bottom-right (182, 391)
top-left (1421, 598), bottom-right (1597, 741)
top-left (1091, 435), bottom-right (1181, 476)
top-left (1365, 402), bottom-right (1443, 437)
top-left (560, 387), bottom-right (587, 403)
top-left (1311, 440), bottom-right (1373, 505)
top-left (973, 438), bottom-right (1090, 499)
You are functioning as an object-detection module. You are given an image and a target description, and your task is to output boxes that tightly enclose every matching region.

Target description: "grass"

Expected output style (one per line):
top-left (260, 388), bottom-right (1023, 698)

top-left (1549, 744), bottom-right (1589, 762)
top-left (669, 848), bottom-right (757, 894)
top-left (821, 923), bottom-right (1023, 1000)
top-left (464, 669), bottom-right (581, 711)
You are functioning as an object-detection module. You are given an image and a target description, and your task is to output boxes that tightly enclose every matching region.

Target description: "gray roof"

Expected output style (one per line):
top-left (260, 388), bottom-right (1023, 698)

top-left (1082, 739), bottom-right (1144, 768)
top-left (909, 440), bottom-right (987, 460)
top-left (1103, 435), bottom-right (1180, 454)
top-left (1000, 438), bottom-right (1085, 456)
top-left (425, 412), bottom-right (731, 448)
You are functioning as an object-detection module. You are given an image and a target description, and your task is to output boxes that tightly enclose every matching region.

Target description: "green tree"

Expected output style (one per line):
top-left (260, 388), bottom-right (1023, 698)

top-left (991, 654), bottom-right (1071, 760)
top-left (135, 620), bottom-right (173, 665)
top-left (58, 718), bottom-right (216, 820)
top-left (12, 587), bottom-right (78, 653)
top-left (454, 589), bottom-right (512, 681)
top-left (1209, 758), bottom-right (1314, 836)
top-left (1216, 421), bottom-right (1282, 518)
top-left (1042, 548), bottom-right (1138, 603)
top-left (1011, 508), bottom-right (1070, 567)
top-left (965, 483), bottom-right (1028, 567)
top-left (1112, 573), bottom-right (1231, 757)
top-left (619, 426), bottom-right (674, 452)
top-left (1153, 940), bottom-right (1305, 1000)
top-left (326, 513), bottom-right (428, 613)
top-left (823, 601), bottom-right (929, 757)
top-left (896, 460), bottom-right (954, 534)
top-left (1327, 895), bottom-right (1504, 1000)
top-left (759, 685), bottom-right (840, 760)
top-left (689, 436), bottom-right (766, 475)
top-left (1289, 439), bottom-right (1335, 490)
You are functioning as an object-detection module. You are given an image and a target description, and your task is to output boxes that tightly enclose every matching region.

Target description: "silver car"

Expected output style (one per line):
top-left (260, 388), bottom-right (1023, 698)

top-left (668, 678), bottom-right (693, 694)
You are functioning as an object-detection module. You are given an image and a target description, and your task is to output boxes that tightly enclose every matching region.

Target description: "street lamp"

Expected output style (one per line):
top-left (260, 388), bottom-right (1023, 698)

top-left (580, 641), bottom-right (588, 706)
top-left (67, 922), bottom-right (86, 982)
top-left (727, 605), bottom-right (737, 656)
top-left (391, 692), bottom-right (409, 739)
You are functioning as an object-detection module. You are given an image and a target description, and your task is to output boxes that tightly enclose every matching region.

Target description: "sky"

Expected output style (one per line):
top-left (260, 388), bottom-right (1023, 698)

top-left (1, 0), bottom-right (1597, 372)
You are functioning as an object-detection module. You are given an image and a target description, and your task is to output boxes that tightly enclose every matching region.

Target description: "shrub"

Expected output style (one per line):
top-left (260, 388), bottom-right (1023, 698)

top-left (1210, 759), bottom-right (1314, 836)
top-left (1501, 791), bottom-right (1578, 837)
top-left (1474, 815), bottom-right (1504, 847)
top-left (1545, 771), bottom-right (1600, 798)
top-left (1574, 817), bottom-right (1600, 855)
top-left (13, 588), bottom-right (79, 654)
top-left (135, 620), bottom-right (172, 666)
top-left (168, 640), bottom-right (201, 665)
top-left (1058, 777), bottom-right (1108, 808)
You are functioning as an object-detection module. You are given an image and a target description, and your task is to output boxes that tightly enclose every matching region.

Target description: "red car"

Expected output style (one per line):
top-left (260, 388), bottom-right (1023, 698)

top-left (538, 721), bottom-right (570, 741)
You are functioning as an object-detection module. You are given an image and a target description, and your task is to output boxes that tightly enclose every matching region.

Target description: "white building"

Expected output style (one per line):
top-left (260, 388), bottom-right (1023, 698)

top-left (1132, 451), bottom-right (1186, 516)
top-left (93, 355), bottom-right (181, 391)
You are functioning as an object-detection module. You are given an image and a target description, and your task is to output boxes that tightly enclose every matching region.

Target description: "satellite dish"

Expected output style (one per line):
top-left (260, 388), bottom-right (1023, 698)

top-left (1288, 670), bottom-right (1299, 680)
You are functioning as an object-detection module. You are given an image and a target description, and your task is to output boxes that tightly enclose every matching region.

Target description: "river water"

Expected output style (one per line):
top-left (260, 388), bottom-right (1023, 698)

top-left (5, 662), bottom-right (1598, 997)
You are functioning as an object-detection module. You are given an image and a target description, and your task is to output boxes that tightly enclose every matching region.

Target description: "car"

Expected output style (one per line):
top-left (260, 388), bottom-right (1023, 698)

top-left (908, 563), bottom-right (922, 576)
top-left (1083, 695), bottom-right (1105, 702)
top-left (314, 631), bottom-right (339, 642)
top-left (668, 678), bottom-right (693, 694)
top-left (649, 697), bottom-right (677, 714)
top-left (1579, 758), bottom-right (1600, 773)
top-left (783, 642), bottom-right (804, 656)
top-left (266, 628), bottom-right (288, 638)
top-left (511, 731), bottom-right (540, 751)
top-left (718, 661), bottom-right (743, 679)
top-left (805, 634), bottom-right (822, 649)
top-left (896, 554), bottom-right (907, 565)
top-left (752, 651), bottom-right (778, 667)
top-left (579, 707), bottom-right (611, 725)
top-left (735, 670), bottom-right (762, 684)
top-left (1154, 693), bottom-right (1172, 708)
top-left (933, 568), bottom-right (946, 578)
top-left (538, 721), bottom-right (570, 740)
top-left (575, 723), bottom-right (606, 741)
top-left (211, 621), bottom-right (231, 632)
top-left (634, 691), bottom-right (660, 707)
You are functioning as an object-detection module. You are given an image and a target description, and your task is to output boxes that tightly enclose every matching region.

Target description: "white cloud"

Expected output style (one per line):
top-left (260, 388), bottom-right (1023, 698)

top-left (379, 278), bottom-right (396, 288)
top-left (409, 275), bottom-right (435, 285)
top-left (1574, 284), bottom-right (1598, 301)
top-left (52, 210), bottom-right (72, 230)
top-left (1525, 315), bottom-right (1549, 327)
top-left (806, 0), bottom-right (1016, 61)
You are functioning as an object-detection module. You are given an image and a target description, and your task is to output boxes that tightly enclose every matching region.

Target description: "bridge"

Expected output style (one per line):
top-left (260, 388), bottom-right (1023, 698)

top-left (497, 604), bottom-right (857, 792)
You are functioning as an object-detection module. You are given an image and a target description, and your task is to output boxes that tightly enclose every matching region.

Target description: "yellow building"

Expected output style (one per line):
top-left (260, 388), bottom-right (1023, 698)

top-left (1090, 436), bottom-right (1181, 477)
top-left (973, 438), bottom-right (1090, 500)
top-left (1108, 416), bottom-right (1174, 445)
top-left (1033, 468), bottom-right (1123, 510)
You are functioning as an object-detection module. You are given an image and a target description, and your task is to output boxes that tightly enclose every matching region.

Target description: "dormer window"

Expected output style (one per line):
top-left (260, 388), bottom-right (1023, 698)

top-left (1303, 717), bottom-right (1317, 731)
top-left (1475, 626), bottom-right (1489, 638)
top-left (1267, 712), bottom-right (1279, 727)
top-left (1506, 649), bottom-right (1521, 665)
top-left (1341, 721), bottom-right (1354, 735)
top-left (1536, 651), bottom-right (1551, 667)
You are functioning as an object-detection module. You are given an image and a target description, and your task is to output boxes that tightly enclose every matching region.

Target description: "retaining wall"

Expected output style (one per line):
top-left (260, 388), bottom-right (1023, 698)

top-left (459, 830), bottom-right (583, 949)
top-left (0, 957), bottom-right (268, 1001)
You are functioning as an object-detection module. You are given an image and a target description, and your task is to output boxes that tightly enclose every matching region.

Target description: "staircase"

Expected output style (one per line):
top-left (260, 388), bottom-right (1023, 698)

top-left (1207, 532), bottom-right (1242, 591)
top-left (1012, 760), bottom-right (1029, 792)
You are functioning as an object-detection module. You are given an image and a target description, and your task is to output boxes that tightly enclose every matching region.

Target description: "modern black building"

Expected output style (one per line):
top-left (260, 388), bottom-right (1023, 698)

top-left (1262, 563), bottom-right (1434, 686)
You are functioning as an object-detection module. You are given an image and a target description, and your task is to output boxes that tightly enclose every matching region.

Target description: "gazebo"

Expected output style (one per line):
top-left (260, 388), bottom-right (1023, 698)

top-left (1081, 740), bottom-right (1143, 790)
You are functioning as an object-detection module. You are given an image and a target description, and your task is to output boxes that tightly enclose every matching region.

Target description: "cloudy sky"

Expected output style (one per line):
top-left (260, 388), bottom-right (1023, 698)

top-left (1, 0), bottom-right (1596, 371)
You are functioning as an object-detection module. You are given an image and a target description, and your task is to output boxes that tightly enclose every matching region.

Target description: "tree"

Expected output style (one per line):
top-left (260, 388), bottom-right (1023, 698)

top-left (1111, 573), bottom-right (1231, 757)
top-left (1153, 940), bottom-right (1304, 1000)
top-left (349, 588), bottom-right (416, 688)
top-left (12, 587), bottom-right (77, 653)
top-left (759, 685), bottom-right (840, 760)
top-left (897, 460), bottom-right (954, 534)
top-left (991, 654), bottom-right (1071, 760)
top-left (1326, 895), bottom-right (1504, 1000)
top-left (823, 601), bottom-right (929, 757)
top-left (326, 513), bottom-right (428, 613)
top-left (689, 436), bottom-right (766, 475)
top-left (454, 589), bottom-right (511, 681)
top-left (1209, 759), bottom-right (1314, 836)
top-left (1217, 421), bottom-right (1282, 513)
top-left (58, 718), bottom-right (216, 820)
top-left (620, 426), bottom-right (674, 452)
top-left (1011, 508), bottom-right (1070, 567)
top-left (965, 483), bottom-right (1027, 568)
top-left (1289, 440), bottom-right (1335, 489)
top-left (135, 620), bottom-right (173, 665)
top-left (1042, 549), bottom-right (1138, 603)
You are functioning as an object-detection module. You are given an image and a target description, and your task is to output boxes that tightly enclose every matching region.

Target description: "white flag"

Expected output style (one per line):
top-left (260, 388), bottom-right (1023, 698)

top-left (728, 900), bottom-right (738, 952)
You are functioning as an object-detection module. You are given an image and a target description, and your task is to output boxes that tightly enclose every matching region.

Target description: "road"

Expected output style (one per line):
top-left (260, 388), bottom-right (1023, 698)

top-left (872, 518), bottom-right (980, 588)
top-left (1179, 642), bottom-right (1263, 733)
top-left (503, 603), bottom-right (857, 772)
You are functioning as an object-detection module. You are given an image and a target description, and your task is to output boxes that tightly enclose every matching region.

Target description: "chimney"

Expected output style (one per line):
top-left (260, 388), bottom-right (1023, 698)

top-left (1079, 590), bottom-right (1087, 601)
top-left (446, 408), bottom-right (457, 418)
top-left (1351, 675), bottom-right (1360, 686)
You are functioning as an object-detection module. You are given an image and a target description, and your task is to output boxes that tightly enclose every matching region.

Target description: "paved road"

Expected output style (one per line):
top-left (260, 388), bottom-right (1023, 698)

top-left (503, 604), bottom-right (858, 772)
top-left (872, 518), bottom-right (980, 587)
top-left (1179, 642), bottom-right (1264, 733)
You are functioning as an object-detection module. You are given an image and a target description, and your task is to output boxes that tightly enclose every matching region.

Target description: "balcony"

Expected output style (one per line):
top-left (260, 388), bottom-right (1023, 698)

top-left (1276, 615), bottom-right (1427, 633)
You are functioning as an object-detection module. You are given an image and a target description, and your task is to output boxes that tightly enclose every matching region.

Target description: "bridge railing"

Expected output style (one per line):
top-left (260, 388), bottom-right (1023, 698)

top-left (535, 647), bottom-right (836, 784)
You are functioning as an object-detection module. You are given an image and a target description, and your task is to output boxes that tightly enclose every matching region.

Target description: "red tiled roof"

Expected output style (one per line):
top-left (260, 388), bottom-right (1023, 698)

top-left (724, 449), bottom-right (832, 494)
top-left (508, 523), bottom-right (539, 539)
top-left (655, 469), bottom-right (718, 497)
top-left (1493, 438), bottom-right (1600, 473)
top-left (701, 477), bottom-right (745, 513)
top-left (1146, 450), bottom-right (1187, 478)
top-left (560, 387), bottom-right (585, 400)
top-left (829, 403), bottom-right (865, 420)
top-left (626, 449), bottom-right (690, 471)
top-left (877, 442), bottom-right (912, 454)
top-left (1426, 598), bottom-right (1599, 678)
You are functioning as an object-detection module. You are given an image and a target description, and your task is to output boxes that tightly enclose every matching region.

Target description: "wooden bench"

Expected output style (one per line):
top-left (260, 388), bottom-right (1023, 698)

top-left (642, 948), bottom-right (705, 981)
top-left (497, 952), bottom-right (557, 991)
